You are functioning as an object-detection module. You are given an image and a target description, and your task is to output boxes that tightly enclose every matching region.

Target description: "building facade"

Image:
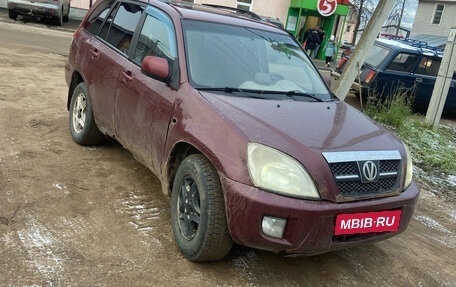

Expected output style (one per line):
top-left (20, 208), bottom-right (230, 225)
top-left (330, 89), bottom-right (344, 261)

top-left (410, 0), bottom-right (456, 47)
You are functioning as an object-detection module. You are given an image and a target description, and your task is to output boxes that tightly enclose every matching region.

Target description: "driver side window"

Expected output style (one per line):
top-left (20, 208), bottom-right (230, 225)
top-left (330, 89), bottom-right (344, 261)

top-left (132, 9), bottom-right (177, 65)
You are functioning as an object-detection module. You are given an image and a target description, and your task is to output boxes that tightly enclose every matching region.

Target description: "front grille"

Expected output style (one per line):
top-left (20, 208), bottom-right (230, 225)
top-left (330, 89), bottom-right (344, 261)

top-left (322, 151), bottom-right (402, 198)
top-left (333, 167), bottom-right (398, 196)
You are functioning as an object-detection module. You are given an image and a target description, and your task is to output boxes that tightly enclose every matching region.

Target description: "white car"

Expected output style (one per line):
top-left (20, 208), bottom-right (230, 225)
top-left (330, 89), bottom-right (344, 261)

top-left (7, 0), bottom-right (71, 26)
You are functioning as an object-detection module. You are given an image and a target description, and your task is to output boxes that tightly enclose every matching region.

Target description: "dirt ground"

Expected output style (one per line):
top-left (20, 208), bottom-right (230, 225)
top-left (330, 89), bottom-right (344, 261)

top-left (0, 19), bottom-right (455, 286)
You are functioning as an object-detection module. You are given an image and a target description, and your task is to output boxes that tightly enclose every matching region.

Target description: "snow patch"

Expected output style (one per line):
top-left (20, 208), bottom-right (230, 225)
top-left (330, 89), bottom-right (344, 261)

top-left (415, 215), bottom-right (451, 233)
top-left (448, 175), bottom-right (456, 186)
top-left (17, 217), bottom-right (64, 282)
top-left (52, 183), bottom-right (67, 190)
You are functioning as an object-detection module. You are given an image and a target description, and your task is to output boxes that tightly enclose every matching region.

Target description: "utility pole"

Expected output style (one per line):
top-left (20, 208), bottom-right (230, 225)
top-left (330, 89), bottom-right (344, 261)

top-left (333, 0), bottom-right (396, 101)
top-left (90, 0), bottom-right (93, 8)
top-left (425, 27), bottom-right (456, 129)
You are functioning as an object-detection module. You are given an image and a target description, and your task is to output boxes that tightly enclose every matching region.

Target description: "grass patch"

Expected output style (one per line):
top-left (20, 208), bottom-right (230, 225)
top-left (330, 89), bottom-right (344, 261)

top-left (364, 92), bottom-right (456, 200)
top-left (364, 91), bottom-right (413, 129)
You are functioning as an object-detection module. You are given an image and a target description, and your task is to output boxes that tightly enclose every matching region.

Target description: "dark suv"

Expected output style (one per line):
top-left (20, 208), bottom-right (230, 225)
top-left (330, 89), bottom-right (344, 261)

top-left (333, 38), bottom-right (455, 113)
top-left (65, 0), bottom-right (419, 261)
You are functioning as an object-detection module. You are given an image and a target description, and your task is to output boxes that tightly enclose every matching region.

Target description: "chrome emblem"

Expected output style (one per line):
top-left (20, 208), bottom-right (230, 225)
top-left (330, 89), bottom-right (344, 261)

top-left (362, 161), bottom-right (378, 182)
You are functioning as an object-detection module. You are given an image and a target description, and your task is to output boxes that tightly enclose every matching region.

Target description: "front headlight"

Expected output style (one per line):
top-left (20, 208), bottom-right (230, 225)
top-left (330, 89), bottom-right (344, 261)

top-left (247, 143), bottom-right (320, 199)
top-left (404, 143), bottom-right (413, 188)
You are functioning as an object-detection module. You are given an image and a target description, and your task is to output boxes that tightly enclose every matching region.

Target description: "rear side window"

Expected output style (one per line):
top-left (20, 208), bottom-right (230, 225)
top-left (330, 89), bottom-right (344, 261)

top-left (101, 3), bottom-right (143, 54)
top-left (386, 53), bottom-right (419, 73)
top-left (415, 57), bottom-right (441, 77)
top-left (86, 0), bottom-right (115, 35)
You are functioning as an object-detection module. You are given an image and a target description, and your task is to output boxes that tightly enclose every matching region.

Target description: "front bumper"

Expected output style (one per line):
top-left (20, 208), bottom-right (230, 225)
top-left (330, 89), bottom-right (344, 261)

top-left (220, 174), bottom-right (420, 256)
top-left (7, 0), bottom-right (60, 18)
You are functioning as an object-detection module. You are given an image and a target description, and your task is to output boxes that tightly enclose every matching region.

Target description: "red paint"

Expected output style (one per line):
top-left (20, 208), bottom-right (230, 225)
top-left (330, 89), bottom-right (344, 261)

top-left (335, 210), bottom-right (402, 235)
top-left (337, 0), bottom-right (350, 5)
top-left (317, 0), bottom-right (338, 17)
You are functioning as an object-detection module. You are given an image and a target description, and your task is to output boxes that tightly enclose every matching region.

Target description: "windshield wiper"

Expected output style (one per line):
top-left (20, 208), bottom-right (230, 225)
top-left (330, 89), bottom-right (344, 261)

top-left (282, 90), bottom-right (325, 102)
top-left (197, 87), bottom-right (243, 93)
top-left (197, 87), bottom-right (329, 102)
top-left (197, 87), bottom-right (275, 99)
top-left (247, 90), bottom-right (325, 102)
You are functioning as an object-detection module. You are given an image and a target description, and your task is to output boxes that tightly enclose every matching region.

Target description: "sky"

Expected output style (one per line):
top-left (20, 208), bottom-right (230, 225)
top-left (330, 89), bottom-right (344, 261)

top-left (400, 0), bottom-right (418, 29)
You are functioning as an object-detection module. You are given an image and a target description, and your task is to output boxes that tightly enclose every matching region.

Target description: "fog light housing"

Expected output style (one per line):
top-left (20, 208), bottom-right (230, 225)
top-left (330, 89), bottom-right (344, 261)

top-left (262, 216), bottom-right (287, 238)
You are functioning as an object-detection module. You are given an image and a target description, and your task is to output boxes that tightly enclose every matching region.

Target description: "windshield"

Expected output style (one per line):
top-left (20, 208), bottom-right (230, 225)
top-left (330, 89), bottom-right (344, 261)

top-left (182, 20), bottom-right (332, 101)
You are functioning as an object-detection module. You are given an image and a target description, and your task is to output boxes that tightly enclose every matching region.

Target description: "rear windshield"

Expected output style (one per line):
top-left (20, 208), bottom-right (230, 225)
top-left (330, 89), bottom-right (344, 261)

top-left (365, 44), bottom-right (391, 67)
top-left (182, 20), bottom-right (332, 101)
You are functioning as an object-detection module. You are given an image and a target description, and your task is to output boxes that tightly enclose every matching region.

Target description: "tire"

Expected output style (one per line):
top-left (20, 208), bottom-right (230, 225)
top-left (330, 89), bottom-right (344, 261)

top-left (68, 82), bottom-right (104, 145)
top-left (8, 9), bottom-right (17, 21)
top-left (171, 154), bottom-right (233, 261)
top-left (63, 5), bottom-right (70, 22)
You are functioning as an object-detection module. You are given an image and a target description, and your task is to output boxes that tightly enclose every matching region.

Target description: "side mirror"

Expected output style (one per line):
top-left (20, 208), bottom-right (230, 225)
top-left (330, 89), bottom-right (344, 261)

top-left (141, 56), bottom-right (169, 81)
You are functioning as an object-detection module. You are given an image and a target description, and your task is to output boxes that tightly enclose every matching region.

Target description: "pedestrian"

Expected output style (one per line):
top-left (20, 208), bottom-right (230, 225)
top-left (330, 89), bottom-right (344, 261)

top-left (324, 35), bottom-right (337, 67)
top-left (305, 29), bottom-right (320, 56)
top-left (299, 27), bottom-right (313, 49)
top-left (313, 27), bottom-right (325, 58)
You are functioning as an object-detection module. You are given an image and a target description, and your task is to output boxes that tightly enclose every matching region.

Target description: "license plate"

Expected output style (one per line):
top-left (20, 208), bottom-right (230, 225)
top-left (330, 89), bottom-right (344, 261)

top-left (335, 210), bottom-right (401, 235)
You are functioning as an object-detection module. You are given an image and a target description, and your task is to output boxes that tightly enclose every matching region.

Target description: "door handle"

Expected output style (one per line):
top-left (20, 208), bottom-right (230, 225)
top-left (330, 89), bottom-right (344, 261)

top-left (415, 78), bottom-right (423, 83)
top-left (90, 48), bottom-right (100, 59)
top-left (121, 70), bottom-right (133, 83)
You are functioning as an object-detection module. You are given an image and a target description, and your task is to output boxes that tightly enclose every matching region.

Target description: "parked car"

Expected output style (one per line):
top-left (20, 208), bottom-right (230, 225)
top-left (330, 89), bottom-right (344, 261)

top-left (65, 0), bottom-right (419, 261)
top-left (7, 0), bottom-right (71, 26)
top-left (332, 38), bottom-right (456, 113)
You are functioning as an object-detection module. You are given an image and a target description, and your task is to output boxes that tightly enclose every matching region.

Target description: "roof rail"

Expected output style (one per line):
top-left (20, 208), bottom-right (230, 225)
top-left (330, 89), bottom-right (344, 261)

top-left (386, 35), bottom-right (444, 57)
top-left (201, 4), bottom-right (262, 20)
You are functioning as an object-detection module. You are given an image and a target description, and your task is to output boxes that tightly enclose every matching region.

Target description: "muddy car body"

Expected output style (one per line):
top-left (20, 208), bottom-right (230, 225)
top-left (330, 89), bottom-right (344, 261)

top-left (65, 0), bottom-right (420, 261)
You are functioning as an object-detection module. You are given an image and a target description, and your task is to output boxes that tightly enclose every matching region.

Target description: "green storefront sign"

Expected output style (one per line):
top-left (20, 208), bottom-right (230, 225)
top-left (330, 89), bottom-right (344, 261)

top-left (287, 0), bottom-right (349, 59)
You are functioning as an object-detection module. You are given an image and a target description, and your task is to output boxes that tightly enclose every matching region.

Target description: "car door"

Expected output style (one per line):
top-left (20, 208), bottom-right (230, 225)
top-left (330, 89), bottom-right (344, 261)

top-left (114, 6), bottom-right (179, 175)
top-left (415, 57), bottom-right (456, 112)
top-left (376, 52), bottom-right (420, 97)
top-left (85, 1), bottom-right (142, 135)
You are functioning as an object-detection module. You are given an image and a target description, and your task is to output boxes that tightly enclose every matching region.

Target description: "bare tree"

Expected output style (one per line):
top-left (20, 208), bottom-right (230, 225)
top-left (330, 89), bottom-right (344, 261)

top-left (350, 0), bottom-right (376, 44)
top-left (385, 0), bottom-right (418, 36)
top-left (350, 0), bottom-right (417, 42)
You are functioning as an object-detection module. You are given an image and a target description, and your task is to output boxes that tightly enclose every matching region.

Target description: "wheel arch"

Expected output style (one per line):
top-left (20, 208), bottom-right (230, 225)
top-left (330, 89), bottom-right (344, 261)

top-left (163, 141), bottom-right (224, 198)
top-left (67, 71), bottom-right (84, 110)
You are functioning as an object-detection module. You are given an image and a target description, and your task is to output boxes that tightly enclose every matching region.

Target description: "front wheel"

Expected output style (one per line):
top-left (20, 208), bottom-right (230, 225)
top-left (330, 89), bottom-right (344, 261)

top-left (171, 154), bottom-right (233, 261)
top-left (68, 82), bottom-right (104, 145)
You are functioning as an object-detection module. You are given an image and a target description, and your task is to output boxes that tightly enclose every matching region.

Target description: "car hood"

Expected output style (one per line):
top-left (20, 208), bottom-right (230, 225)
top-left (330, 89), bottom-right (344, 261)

top-left (200, 92), bottom-right (401, 153)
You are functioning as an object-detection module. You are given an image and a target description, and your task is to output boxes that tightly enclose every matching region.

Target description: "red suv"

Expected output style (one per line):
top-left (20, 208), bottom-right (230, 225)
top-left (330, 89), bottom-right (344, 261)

top-left (65, 0), bottom-right (420, 261)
